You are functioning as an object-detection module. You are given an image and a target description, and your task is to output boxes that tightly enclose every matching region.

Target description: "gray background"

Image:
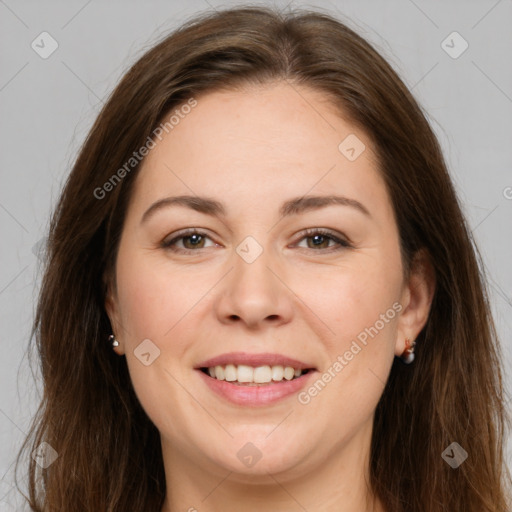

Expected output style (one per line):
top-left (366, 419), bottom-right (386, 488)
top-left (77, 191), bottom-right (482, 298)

top-left (1, 0), bottom-right (511, 508)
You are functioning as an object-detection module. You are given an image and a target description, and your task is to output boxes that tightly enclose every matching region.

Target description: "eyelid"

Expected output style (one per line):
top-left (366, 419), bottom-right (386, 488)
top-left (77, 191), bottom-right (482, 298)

top-left (294, 228), bottom-right (352, 250)
top-left (161, 228), bottom-right (215, 249)
top-left (161, 227), bottom-right (352, 253)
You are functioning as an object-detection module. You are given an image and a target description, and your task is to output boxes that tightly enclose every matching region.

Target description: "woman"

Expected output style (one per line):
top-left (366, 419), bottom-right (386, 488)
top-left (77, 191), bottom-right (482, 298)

top-left (16, 5), bottom-right (511, 511)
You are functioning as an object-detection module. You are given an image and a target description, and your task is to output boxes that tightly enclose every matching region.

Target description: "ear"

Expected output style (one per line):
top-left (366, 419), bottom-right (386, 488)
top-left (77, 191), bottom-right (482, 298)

top-left (104, 278), bottom-right (125, 356)
top-left (395, 248), bottom-right (436, 357)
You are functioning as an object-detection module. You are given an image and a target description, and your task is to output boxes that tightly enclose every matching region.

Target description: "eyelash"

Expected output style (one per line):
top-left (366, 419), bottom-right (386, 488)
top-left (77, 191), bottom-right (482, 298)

top-left (161, 228), bottom-right (352, 254)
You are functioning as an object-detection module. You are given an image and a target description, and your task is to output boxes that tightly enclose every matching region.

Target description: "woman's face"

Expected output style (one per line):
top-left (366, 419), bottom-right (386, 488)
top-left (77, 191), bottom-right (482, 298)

top-left (106, 81), bottom-right (427, 481)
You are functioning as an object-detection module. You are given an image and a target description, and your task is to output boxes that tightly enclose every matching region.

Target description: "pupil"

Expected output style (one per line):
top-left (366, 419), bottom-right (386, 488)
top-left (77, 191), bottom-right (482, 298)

top-left (185, 234), bottom-right (202, 248)
top-left (308, 234), bottom-right (328, 249)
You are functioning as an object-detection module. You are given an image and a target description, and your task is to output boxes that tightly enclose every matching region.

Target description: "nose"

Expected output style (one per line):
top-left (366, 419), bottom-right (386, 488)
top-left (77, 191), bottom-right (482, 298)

top-left (214, 243), bottom-right (294, 330)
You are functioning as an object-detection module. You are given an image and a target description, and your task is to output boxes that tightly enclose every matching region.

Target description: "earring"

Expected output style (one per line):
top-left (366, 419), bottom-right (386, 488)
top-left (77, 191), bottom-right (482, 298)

top-left (108, 334), bottom-right (119, 348)
top-left (401, 337), bottom-right (416, 364)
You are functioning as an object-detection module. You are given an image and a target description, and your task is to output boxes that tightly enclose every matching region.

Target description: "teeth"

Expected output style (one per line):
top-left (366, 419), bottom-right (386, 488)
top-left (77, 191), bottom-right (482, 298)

top-left (283, 366), bottom-right (295, 380)
top-left (237, 365), bottom-right (253, 383)
top-left (271, 365), bottom-right (284, 381)
top-left (215, 366), bottom-right (225, 381)
top-left (224, 364), bottom-right (237, 382)
top-left (253, 365), bottom-right (272, 383)
top-left (205, 364), bottom-right (306, 384)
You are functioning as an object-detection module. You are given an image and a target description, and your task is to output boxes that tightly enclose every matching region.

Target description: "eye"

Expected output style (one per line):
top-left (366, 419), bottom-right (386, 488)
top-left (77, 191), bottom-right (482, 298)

top-left (161, 228), bottom-right (352, 254)
top-left (294, 228), bottom-right (352, 252)
top-left (161, 229), bottom-right (216, 253)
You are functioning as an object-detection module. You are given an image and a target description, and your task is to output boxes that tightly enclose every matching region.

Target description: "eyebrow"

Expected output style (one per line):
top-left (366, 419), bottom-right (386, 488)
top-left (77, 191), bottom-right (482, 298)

top-left (140, 194), bottom-right (371, 224)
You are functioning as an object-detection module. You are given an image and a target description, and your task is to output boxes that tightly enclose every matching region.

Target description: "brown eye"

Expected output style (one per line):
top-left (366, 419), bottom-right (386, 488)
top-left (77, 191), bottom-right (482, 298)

top-left (296, 229), bottom-right (351, 252)
top-left (161, 230), bottom-right (214, 252)
top-left (306, 234), bottom-right (331, 249)
top-left (181, 233), bottom-right (206, 249)
top-left (161, 228), bottom-right (351, 254)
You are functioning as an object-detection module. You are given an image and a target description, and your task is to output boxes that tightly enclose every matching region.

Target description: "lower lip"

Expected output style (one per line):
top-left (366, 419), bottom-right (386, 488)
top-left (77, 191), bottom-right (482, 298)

top-left (197, 369), bottom-right (316, 406)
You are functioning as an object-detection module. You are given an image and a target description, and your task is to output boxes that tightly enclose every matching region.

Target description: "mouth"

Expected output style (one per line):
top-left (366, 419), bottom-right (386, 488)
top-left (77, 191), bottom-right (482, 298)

top-left (199, 364), bottom-right (313, 385)
top-left (195, 352), bottom-right (318, 406)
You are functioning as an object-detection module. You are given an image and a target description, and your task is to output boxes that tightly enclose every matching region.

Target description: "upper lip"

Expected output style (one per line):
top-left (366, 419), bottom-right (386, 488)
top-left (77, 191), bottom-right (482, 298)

top-left (196, 352), bottom-right (316, 370)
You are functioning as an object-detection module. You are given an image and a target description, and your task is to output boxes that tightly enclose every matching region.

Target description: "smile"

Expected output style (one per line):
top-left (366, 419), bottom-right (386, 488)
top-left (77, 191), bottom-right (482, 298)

top-left (201, 364), bottom-right (310, 384)
top-left (195, 352), bottom-right (318, 406)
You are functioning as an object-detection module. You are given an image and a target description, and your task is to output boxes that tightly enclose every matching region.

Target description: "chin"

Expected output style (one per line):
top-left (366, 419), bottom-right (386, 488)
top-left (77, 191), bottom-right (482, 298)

top-left (199, 430), bottom-right (313, 479)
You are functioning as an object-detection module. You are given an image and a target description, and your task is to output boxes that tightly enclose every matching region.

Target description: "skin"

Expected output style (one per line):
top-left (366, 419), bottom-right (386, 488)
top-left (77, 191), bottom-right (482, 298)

top-left (106, 81), bottom-right (435, 512)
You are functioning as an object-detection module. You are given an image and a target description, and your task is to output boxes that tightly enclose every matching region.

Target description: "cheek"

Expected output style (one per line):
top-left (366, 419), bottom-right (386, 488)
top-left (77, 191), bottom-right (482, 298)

top-left (295, 248), bottom-right (402, 408)
top-left (302, 252), bottom-right (402, 348)
top-left (115, 249), bottom-right (189, 342)
top-left (113, 252), bottom-right (199, 435)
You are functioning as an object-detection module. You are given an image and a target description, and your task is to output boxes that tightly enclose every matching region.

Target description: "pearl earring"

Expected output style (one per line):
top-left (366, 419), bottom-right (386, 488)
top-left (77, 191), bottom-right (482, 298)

top-left (108, 334), bottom-right (119, 348)
top-left (401, 337), bottom-right (416, 364)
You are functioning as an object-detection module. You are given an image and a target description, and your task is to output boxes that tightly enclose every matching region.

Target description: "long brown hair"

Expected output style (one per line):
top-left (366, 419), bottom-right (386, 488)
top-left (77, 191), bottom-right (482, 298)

top-left (16, 6), bottom-right (511, 511)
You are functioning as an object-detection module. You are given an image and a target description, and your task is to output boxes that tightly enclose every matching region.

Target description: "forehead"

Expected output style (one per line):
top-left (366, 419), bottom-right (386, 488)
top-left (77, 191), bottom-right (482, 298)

top-left (128, 81), bottom-right (388, 220)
